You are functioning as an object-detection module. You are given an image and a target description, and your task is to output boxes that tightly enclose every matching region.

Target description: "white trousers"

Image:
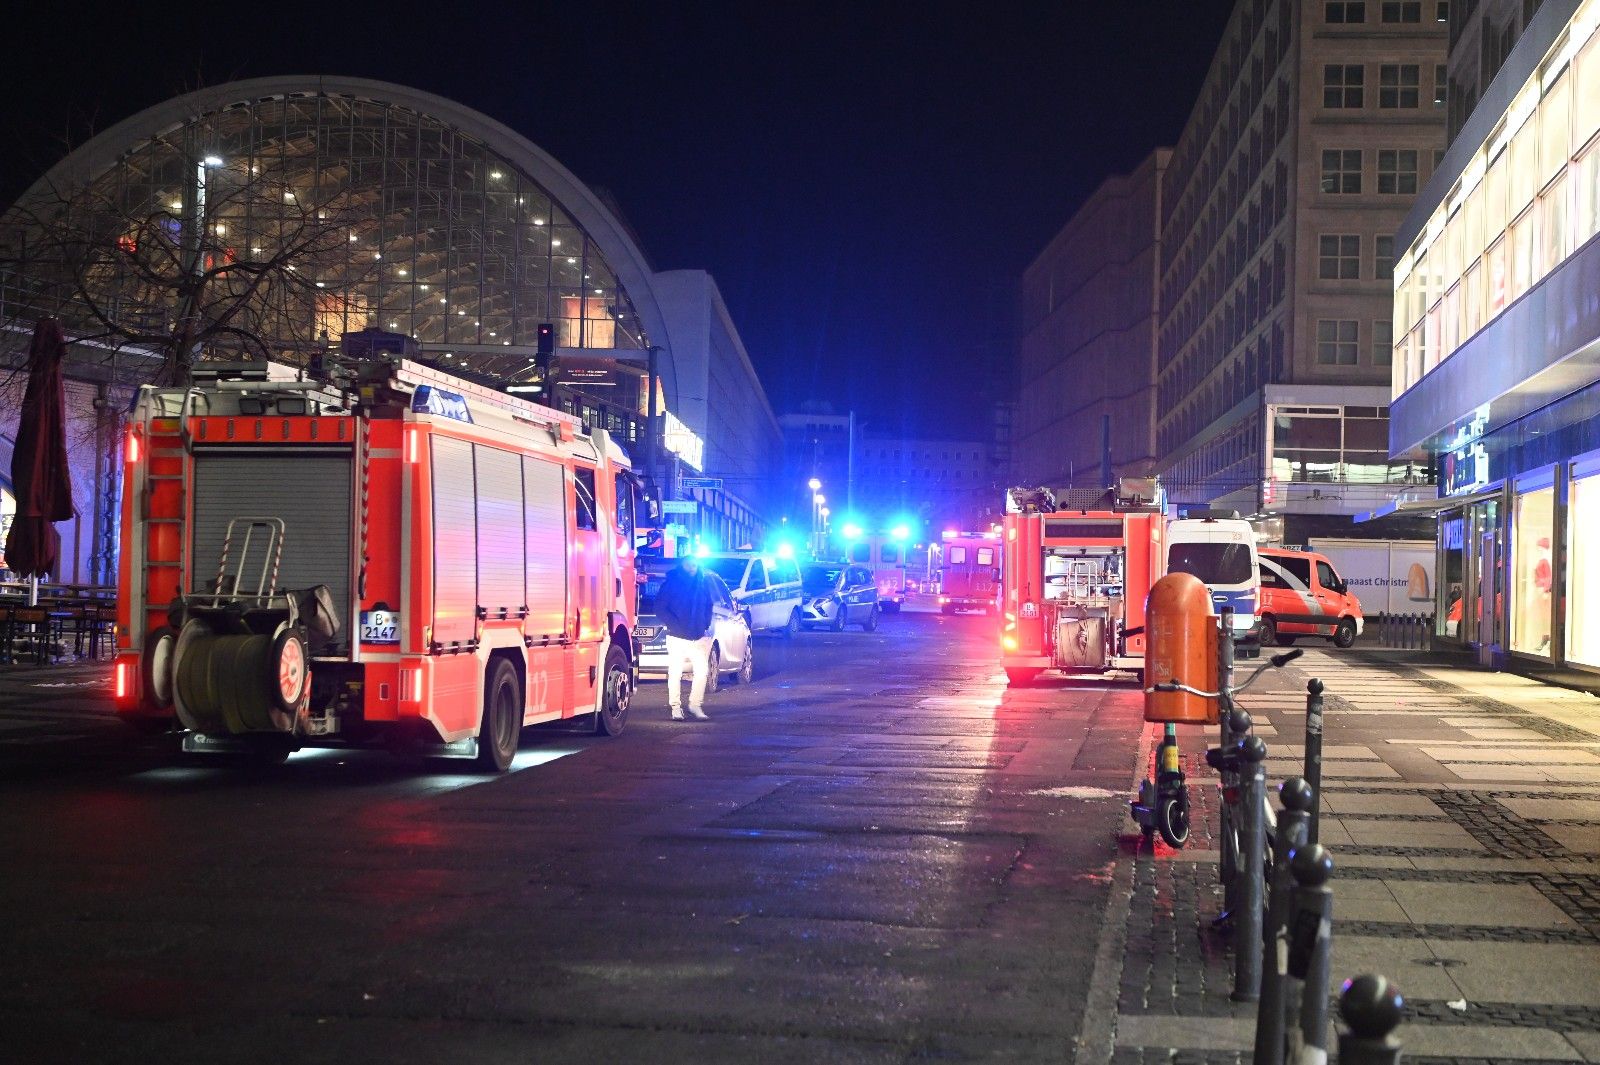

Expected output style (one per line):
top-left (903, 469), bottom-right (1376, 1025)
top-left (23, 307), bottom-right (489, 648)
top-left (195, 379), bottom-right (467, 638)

top-left (664, 635), bottom-right (713, 709)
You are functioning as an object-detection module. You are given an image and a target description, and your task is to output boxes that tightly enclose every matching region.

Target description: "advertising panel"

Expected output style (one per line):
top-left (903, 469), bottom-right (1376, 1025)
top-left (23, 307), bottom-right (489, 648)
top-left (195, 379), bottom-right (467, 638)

top-left (1307, 539), bottom-right (1435, 616)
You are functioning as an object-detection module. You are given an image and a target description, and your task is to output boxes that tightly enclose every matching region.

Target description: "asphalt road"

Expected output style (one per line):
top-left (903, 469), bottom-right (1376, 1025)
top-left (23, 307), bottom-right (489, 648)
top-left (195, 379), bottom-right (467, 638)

top-left (1, 607), bottom-right (1146, 1064)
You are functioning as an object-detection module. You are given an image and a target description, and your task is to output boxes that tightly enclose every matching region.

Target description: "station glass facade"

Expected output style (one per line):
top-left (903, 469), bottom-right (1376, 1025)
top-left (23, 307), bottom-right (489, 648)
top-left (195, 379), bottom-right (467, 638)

top-left (7, 90), bottom-right (646, 377)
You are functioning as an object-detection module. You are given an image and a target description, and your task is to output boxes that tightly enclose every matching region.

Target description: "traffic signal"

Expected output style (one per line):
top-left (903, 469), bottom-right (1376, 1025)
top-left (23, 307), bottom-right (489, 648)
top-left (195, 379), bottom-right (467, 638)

top-left (535, 322), bottom-right (555, 377)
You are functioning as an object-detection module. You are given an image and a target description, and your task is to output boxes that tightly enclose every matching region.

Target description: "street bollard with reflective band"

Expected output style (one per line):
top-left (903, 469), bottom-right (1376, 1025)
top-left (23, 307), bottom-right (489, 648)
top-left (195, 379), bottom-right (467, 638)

top-left (1338, 974), bottom-right (1404, 1065)
top-left (1304, 679), bottom-right (1325, 846)
top-left (1254, 778), bottom-right (1314, 1065)
top-left (1232, 734), bottom-right (1268, 1002)
top-left (1144, 571), bottom-right (1218, 724)
top-left (1286, 845), bottom-right (1335, 1065)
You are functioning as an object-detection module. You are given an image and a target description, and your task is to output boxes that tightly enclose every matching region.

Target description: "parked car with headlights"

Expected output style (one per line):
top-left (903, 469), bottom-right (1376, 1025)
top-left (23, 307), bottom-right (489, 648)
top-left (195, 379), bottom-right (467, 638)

top-left (635, 565), bottom-right (754, 686)
top-left (701, 552), bottom-right (805, 637)
top-left (800, 562), bottom-right (880, 631)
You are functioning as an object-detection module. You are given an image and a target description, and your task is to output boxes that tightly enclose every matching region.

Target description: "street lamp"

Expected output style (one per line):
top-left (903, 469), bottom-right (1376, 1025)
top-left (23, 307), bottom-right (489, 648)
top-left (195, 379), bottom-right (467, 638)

top-left (807, 477), bottom-right (822, 492)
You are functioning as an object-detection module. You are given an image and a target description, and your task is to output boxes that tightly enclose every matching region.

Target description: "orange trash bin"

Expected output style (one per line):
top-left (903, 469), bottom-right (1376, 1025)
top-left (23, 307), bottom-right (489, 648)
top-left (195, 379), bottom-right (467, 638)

top-left (1144, 571), bottom-right (1219, 724)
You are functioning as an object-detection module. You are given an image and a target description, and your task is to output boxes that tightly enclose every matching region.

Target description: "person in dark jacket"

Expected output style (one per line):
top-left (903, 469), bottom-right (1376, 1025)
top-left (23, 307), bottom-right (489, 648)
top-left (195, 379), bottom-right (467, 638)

top-left (654, 555), bottom-right (715, 719)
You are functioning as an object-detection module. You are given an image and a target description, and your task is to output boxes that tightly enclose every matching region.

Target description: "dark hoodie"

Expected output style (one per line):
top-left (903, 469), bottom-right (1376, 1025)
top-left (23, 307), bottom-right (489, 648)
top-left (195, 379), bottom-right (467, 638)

top-left (655, 565), bottom-right (714, 640)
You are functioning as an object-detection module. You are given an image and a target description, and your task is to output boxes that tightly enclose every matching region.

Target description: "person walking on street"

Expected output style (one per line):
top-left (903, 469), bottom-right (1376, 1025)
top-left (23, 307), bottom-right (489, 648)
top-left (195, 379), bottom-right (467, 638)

top-left (654, 554), bottom-right (715, 720)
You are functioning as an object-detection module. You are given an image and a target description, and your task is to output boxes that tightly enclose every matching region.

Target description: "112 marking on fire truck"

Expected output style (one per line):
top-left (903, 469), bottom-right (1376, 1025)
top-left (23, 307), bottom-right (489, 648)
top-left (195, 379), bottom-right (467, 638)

top-left (113, 357), bottom-right (642, 771)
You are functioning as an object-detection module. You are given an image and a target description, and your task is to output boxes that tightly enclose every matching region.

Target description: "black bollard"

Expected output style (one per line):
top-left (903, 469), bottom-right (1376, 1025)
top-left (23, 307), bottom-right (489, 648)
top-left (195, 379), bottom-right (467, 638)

top-left (1220, 707), bottom-right (1252, 917)
top-left (1338, 974), bottom-right (1404, 1065)
top-left (1232, 734), bottom-right (1268, 1002)
top-left (1304, 679), bottom-right (1325, 846)
top-left (1253, 778), bottom-right (1314, 1065)
top-left (1286, 845), bottom-right (1335, 1062)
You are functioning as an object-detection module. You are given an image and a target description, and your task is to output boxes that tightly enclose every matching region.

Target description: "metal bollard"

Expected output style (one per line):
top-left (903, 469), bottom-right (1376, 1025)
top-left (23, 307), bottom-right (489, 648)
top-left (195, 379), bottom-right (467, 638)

top-left (1220, 707), bottom-right (1252, 918)
top-left (1286, 845), bottom-right (1335, 1063)
top-left (1304, 679), bottom-right (1325, 846)
top-left (1232, 734), bottom-right (1268, 1002)
top-left (1253, 778), bottom-right (1315, 1065)
top-left (1338, 974), bottom-right (1404, 1065)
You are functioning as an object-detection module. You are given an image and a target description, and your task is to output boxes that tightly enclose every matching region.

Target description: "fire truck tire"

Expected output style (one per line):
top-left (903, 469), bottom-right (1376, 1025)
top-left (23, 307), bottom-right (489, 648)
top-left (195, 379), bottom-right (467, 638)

top-left (706, 645), bottom-right (721, 694)
top-left (268, 629), bottom-right (309, 716)
top-left (1005, 667), bottom-right (1039, 687)
top-left (594, 644), bottom-right (632, 736)
top-left (476, 657), bottom-right (522, 772)
top-left (141, 626), bottom-right (177, 710)
top-left (861, 605), bottom-right (879, 632)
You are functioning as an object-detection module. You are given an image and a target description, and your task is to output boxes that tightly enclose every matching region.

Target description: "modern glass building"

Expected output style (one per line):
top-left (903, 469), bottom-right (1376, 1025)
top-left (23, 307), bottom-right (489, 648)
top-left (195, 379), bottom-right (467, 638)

top-left (2, 76), bottom-right (780, 563)
top-left (1385, 0), bottom-right (1600, 680)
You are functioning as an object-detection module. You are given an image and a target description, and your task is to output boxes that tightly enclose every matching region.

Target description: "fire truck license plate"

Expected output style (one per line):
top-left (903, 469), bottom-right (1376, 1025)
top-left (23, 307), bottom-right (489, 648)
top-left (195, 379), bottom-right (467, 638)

top-left (360, 610), bottom-right (399, 643)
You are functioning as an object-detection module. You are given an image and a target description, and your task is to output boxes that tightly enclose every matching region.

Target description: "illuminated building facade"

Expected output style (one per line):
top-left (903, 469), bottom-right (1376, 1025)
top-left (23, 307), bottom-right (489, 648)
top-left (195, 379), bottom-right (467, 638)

top-left (1, 76), bottom-right (779, 573)
top-left (1386, 0), bottom-right (1600, 681)
top-left (1155, 0), bottom-right (1446, 541)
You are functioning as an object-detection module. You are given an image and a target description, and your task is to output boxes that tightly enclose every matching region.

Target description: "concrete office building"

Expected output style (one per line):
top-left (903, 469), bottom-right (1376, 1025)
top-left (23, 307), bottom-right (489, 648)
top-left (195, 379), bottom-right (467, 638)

top-left (1, 75), bottom-right (782, 577)
top-left (1385, 0), bottom-right (1600, 684)
top-left (1016, 150), bottom-right (1169, 491)
top-left (1156, 0), bottom-right (1447, 541)
top-left (854, 435), bottom-right (995, 532)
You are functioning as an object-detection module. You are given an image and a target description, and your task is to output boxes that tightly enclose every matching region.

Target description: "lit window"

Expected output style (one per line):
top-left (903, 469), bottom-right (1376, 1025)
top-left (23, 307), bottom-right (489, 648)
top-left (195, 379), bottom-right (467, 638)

top-left (1326, 0), bottom-right (1367, 21)
top-left (1380, 65), bottom-right (1421, 108)
top-left (1324, 65), bottom-right (1365, 108)
top-left (1321, 149), bottom-right (1363, 193)
top-left (1317, 320), bottom-right (1360, 365)
top-left (1318, 234), bottom-right (1362, 279)
top-left (1381, 1), bottom-right (1421, 21)
top-left (1377, 149), bottom-right (1419, 193)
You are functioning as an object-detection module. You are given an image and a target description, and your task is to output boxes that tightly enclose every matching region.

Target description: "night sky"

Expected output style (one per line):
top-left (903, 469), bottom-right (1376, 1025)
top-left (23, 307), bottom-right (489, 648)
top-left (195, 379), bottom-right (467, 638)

top-left (5, 1), bottom-right (1235, 438)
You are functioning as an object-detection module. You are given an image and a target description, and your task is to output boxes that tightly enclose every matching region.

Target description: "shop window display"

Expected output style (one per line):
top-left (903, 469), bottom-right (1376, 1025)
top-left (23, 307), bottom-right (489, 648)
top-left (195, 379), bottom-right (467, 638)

top-left (1569, 475), bottom-right (1600, 665)
top-left (1511, 485), bottom-right (1555, 655)
top-left (1439, 513), bottom-right (1466, 639)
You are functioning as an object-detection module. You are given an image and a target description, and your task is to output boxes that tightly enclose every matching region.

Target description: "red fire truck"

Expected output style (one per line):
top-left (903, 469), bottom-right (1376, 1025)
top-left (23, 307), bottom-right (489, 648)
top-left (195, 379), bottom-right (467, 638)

top-left (935, 531), bottom-right (1002, 614)
top-left (112, 358), bottom-right (640, 770)
top-left (999, 484), bottom-right (1164, 685)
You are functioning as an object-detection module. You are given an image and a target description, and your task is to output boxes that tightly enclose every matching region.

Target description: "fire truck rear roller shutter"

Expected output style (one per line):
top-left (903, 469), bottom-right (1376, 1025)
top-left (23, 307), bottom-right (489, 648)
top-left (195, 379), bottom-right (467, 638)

top-left (190, 452), bottom-right (352, 653)
top-left (431, 437), bottom-right (477, 645)
top-left (474, 444), bottom-right (525, 617)
top-left (522, 455), bottom-right (567, 638)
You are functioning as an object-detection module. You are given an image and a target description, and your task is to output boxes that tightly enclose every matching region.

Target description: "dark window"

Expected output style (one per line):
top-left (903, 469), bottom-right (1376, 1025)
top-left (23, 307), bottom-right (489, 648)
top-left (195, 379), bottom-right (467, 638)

top-left (1326, 0), bottom-right (1367, 21)
top-left (1324, 64), bottom-right (1365, 108)
top-left (1373, 319), bottom-right (1394, 365)
top-left (1321, 148), bottom-right (1363, 193)
top-left (573, 466), bottom-right (597, 531)
top-left (1317, 319), bottom-right (1360, 364)
top-left (1316, 560), bottom-right (1341, 589)
top-left (1380, 64), bottom-right (1421, 108)
top-left (948, 546), bottom-right (968, 565)
top-left (1382, 0), bottom-right (1422, 20)
top-left (1377, 149), bottom-right (1419, 193)
top-left (1319, 235), bottom-right (1362, 279)
top-left (880, 545), bottom-right (900, 564)
top-left (1168, 542), bottom-right (1254, 585)
top-left (1434, 64), bottom-right (1448, 107)
top-left (746, 561), bottom-right (767, 591)
top-left (1436, 1), bottom-right (1449, 21)
top-left (1375, 234), bottom-right (1395, 279)
top-left (976, 547), bottom-right (995, 566)
top-left (1276, 555), bottom-right (1313, 583)
top-left (614, 472), bottom-right (635, 543)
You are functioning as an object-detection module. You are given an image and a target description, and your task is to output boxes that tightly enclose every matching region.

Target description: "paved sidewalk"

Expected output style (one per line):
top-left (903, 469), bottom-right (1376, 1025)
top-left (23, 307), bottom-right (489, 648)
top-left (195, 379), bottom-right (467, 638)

top-left (1084, 648), bottom-right (1600, 1065)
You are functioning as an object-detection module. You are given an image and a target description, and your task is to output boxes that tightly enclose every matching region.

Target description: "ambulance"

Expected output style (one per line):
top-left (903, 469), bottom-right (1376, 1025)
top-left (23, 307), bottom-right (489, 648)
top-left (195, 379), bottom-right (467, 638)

top-left (113, 357), bottom-right (640, 770)
top-left (1000, 482), bottom-right (1165, 685)
top-left (936, 531), bottom-right (1002, 614)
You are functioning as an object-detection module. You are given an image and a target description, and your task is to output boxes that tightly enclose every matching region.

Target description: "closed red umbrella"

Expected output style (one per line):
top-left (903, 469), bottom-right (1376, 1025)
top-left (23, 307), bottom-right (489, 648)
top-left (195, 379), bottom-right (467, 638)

top-left (4, 318), bottom-right (74, 578)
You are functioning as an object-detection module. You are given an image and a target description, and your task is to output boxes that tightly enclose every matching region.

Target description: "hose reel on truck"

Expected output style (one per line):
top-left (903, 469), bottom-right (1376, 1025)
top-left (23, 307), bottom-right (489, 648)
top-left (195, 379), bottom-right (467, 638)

top-left (160, 518), bottom-right (340, 737)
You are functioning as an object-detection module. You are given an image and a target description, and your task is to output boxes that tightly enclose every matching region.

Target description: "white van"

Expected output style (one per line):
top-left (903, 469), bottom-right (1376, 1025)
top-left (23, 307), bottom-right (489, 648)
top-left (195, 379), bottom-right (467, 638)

top-left (1166, 516), bottom-right (1262, 649)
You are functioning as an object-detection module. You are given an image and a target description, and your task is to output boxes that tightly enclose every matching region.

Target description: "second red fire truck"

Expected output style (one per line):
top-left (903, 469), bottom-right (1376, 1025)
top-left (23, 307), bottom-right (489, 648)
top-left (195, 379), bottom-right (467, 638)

top-left (113, 357), bottom-right (640, 770)
top-left (999, 482), bottom-right (1165, 685)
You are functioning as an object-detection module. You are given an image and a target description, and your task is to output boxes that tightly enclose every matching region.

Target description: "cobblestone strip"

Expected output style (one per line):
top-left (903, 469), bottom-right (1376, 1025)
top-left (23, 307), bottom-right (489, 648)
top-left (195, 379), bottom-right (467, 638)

top-left (1404, 998), bottom-right (1600, 1031)
top-left (1337, 920), bottom-right (1598, 944)
top-left (1430, 791), bottom-right (1572, 859)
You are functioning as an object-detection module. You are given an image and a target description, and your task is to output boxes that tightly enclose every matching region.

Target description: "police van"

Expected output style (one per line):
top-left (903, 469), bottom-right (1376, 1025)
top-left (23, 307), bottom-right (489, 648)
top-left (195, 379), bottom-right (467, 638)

top-left (1165, 514), bottom-right (1262, 651)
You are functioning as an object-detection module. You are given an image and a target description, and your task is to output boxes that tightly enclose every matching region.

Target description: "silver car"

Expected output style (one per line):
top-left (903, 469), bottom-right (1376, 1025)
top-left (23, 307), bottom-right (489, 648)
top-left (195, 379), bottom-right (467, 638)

top-left (800, 562), bottom-right (880, 631)
top-left (635, 567), bottom-right (754, 688)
